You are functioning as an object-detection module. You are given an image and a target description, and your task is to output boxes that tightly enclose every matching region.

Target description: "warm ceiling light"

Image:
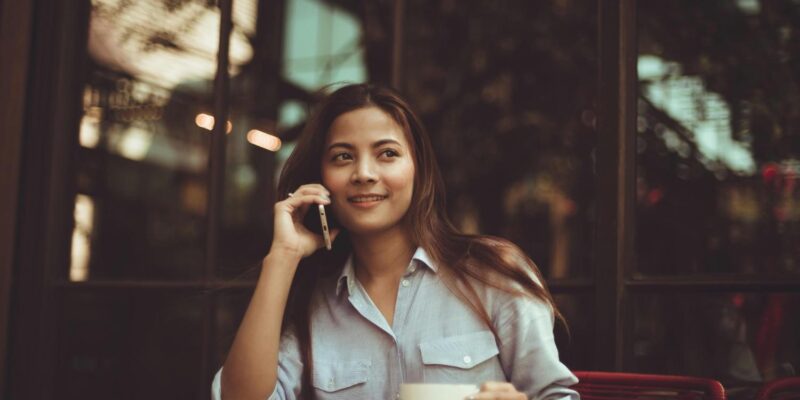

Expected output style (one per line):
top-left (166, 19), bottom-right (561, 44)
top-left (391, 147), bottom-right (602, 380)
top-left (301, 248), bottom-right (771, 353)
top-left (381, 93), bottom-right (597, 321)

top-left (195, 113), bottom-right (232, 133)
top-left (195, 113), bottom-right (214, 130)
top-left (247, 129), bottom-right (281, 151)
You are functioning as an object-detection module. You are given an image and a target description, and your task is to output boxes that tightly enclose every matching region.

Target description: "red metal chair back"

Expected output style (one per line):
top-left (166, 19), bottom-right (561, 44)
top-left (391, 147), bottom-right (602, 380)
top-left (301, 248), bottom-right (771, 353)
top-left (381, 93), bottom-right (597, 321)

top-left (573, 371), bottom-right (726, 400)
top-left (756, 377), bottom-right (800, 400)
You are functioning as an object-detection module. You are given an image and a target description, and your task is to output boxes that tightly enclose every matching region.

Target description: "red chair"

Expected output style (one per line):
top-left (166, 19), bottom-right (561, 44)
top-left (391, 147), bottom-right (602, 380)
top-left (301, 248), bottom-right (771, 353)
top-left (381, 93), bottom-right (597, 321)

top-left (756, 377), bottom-right (800, 400)
top-left (573, 371), bottom-right (726, 400)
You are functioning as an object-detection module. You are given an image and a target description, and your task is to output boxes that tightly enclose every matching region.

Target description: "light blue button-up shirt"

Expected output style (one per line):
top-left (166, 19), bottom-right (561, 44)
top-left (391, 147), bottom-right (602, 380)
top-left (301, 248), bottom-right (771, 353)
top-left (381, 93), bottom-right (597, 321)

top-left (212, 247), bottom-right (579, 399)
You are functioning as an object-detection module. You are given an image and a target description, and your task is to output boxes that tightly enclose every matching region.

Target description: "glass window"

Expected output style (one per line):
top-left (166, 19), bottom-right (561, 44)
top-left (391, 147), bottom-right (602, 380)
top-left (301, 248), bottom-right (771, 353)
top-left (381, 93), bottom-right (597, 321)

top-left (70, 0), bottom-right (257, 280)
top-left (553, 293), bottom-right (594, 370)
top-left (630, 292), bottom-right (800, 397)
top-left (54, 291), bottom-right (204, 398)
top-left (283, 0), bottom-right (368, 89)
top-left (403, 0), bottom-right (598, 280)
top-left (636, 1), bottom-right (800, 276)
top-left (214, 289), bottom-right (252, 369)
top-left (217, 0), bottom-right (379, 277)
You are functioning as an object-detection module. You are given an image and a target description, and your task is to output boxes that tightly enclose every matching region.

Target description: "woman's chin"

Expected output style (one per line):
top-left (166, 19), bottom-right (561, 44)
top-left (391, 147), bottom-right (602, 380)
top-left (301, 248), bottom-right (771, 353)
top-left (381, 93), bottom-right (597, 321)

top-left (340, 219), bottom-right (401, 237)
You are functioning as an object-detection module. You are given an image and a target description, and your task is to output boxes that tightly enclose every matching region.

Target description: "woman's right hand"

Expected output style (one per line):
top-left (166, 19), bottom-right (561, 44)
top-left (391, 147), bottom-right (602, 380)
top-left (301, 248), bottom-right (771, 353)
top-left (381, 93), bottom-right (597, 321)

top-left (269, 183), bottom-right (341, 260)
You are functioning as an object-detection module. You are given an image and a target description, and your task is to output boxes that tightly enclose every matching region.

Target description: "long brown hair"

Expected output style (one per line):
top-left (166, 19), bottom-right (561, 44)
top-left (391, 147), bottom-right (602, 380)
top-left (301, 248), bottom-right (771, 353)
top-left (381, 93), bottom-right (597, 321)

top-left (276, 83), bottom-right (563, 398)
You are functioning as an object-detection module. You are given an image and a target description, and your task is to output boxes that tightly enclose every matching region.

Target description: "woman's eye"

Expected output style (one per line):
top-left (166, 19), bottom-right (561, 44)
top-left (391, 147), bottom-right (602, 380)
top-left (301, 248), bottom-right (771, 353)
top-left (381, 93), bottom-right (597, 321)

top-left (380, 149), bottom-right (399, 158)
top-left (332, 153), bottom-right (352, 162)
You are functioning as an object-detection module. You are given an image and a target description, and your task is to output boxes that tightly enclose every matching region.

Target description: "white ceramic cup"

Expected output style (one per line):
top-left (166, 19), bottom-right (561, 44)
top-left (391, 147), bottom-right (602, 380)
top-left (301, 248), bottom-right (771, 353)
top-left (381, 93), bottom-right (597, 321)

top-left (399, 383), bottom-right (479, 400)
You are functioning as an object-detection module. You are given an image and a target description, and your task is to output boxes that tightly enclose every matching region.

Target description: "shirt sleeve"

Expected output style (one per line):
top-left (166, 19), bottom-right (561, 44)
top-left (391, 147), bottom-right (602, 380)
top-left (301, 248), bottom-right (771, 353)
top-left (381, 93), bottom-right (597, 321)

top-left (492, 293), bottom-right (579, 400)
top-left (211, 330), bottom-right (304, 400)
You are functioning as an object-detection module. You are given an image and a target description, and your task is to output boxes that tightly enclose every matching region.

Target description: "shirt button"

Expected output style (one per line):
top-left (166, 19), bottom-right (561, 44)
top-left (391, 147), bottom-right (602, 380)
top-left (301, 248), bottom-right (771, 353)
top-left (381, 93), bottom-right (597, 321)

top-left (401, 279), bottom-right (410, 287)
top-left (410, 265), bottom-right (417, 273)
top-left (463, 355), bottom-right (472, 365)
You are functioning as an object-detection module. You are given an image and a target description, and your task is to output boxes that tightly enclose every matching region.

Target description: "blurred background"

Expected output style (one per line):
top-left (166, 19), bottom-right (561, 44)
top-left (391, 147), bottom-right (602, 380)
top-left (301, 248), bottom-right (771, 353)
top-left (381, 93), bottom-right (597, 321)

top-left (0, 0), bottom-right (798, 399)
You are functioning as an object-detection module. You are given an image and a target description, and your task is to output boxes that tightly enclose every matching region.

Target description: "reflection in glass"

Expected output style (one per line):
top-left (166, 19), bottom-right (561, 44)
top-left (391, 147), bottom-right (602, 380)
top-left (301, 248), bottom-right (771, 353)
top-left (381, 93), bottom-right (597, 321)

top-left (195, 113), bottom-right (233, 133)
top-left (70, 194), bottom-right (95, 281)
top-left (283, 0), bottom-right (367, 89)
top-left (70, 0), bottom-right (259, 280)
top-left (404, 0), bottom-right (597, 280)
top-left (247, 130), bottom-right (283, 151)
top-left (631, 293), bottom-right (799, 399)
top-left (88, 0), bottom-right (253, 89)
top-left (636, 1), bottom-right (800, 276)
top-left (217, 0), bottom-right (373, 277)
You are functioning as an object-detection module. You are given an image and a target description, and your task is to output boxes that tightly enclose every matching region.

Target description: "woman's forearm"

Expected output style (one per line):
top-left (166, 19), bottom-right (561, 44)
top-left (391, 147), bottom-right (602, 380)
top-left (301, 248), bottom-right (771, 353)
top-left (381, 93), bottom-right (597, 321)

top-left (220, 250), bottom-right (302, 400)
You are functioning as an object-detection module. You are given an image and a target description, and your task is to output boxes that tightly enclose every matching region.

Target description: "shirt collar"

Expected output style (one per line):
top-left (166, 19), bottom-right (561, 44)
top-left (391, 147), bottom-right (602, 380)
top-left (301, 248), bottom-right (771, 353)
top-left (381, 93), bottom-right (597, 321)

top-left (336, 246), bottom-right (438, 297)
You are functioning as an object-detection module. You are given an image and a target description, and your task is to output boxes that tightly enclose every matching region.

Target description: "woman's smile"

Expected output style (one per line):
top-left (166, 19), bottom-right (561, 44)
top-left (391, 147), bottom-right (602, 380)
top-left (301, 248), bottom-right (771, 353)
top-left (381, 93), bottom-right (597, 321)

top-left (347, 193), bottom-right (389, 208)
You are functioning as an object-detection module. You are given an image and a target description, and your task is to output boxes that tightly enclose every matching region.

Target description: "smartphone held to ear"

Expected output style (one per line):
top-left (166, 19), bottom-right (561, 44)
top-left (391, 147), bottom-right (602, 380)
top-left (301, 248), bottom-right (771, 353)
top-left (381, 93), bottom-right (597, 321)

top-left (317, 205), bottom-right (332, 250)
top-left (303, 203), bottom-right (337, 250)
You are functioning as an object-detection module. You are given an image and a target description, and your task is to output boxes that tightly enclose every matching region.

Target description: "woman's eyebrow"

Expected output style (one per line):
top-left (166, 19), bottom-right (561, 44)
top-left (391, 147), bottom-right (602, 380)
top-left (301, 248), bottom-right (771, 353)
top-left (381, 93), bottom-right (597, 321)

top-left (327, 142), bottom-right (354, 151)
top-left (372, 139), bottom-right (402, 148)
top-left (327, 139), bottom-right (402, 151)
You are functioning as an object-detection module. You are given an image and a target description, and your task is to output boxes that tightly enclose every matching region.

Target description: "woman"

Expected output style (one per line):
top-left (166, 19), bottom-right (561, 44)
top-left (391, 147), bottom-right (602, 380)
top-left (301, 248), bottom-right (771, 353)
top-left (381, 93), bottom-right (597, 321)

top-left (212, 84), bottom-right (578, 400)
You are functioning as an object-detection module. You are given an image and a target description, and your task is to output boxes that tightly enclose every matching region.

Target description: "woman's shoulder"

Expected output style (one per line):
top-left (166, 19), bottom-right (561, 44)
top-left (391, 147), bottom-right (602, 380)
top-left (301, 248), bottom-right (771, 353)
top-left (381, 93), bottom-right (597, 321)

top-left (456, 236), bottom-right (550, 305)
top-left (465, 235), bottom-right (531, 264)
top-left (462, 235), bottom-right (544, 287)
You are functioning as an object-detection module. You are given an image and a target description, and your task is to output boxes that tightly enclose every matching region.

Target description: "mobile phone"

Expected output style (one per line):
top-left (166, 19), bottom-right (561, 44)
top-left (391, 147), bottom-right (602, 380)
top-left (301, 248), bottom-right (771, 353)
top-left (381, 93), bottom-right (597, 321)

top-left (318, 204), bottom-right (332, 250)
top-left (303, 203), bottom-right (337, 250)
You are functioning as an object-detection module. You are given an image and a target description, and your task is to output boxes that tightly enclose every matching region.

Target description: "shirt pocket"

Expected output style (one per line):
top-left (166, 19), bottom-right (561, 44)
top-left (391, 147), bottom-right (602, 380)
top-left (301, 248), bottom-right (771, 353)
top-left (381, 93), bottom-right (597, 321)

top-left (312, 358), bottom-right (371, 399)
top-left (418, 330), bottom-right (502, 383)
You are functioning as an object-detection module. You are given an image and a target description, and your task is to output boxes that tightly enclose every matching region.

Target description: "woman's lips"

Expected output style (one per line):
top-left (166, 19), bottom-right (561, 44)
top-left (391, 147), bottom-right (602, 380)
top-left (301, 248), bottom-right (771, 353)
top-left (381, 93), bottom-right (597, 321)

top-left (347, 195), bottom-right (387, 208)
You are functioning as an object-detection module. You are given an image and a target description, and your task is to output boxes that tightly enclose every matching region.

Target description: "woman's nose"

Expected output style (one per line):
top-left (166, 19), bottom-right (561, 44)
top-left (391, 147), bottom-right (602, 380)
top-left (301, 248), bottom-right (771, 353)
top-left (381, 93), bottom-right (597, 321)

top-left (351, 159), bottom-right (378, 184)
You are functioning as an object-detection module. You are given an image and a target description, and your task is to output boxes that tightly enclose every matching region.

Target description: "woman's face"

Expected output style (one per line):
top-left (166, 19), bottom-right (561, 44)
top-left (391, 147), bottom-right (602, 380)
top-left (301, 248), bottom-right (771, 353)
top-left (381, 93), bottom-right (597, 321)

top-left (321, 106), bottom-right (416, 236)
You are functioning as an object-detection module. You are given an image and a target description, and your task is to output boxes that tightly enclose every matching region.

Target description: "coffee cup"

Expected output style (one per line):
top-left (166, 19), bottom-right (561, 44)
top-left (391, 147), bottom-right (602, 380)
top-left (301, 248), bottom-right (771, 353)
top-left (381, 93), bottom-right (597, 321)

top-left (399, 383), bottom-right (479, 400)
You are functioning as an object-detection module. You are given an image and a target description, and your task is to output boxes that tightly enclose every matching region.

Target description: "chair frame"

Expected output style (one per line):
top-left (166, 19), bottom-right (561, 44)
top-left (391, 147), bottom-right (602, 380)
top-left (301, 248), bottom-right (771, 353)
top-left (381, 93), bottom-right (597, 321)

top-left (756, 377), bottom-right (800, 400)
top-left (573, 371), bottom-right (727, 400)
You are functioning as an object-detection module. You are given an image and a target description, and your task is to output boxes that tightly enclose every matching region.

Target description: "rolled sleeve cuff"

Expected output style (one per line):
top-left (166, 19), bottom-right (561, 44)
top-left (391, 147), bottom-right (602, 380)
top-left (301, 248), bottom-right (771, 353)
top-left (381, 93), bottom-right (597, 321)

top-left (211, 367), bottom-right (281, 400)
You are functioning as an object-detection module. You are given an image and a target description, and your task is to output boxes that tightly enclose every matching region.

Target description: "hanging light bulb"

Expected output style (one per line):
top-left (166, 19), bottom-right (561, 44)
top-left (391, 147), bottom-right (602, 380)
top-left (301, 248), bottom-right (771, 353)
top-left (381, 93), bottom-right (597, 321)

top-left (247, 129), bottom-right (281, 151)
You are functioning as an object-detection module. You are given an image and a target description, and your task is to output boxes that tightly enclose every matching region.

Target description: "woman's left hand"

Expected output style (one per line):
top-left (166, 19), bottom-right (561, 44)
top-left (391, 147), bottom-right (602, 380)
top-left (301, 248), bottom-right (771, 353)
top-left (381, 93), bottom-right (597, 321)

top-left (466, 381), bottom-right (527, 399)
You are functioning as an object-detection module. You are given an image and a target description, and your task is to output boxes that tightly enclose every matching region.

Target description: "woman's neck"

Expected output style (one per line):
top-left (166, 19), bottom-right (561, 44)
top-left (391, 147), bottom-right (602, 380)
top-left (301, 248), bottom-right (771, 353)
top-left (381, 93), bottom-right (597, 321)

top-left (350, 227), bottom-right (416, 286)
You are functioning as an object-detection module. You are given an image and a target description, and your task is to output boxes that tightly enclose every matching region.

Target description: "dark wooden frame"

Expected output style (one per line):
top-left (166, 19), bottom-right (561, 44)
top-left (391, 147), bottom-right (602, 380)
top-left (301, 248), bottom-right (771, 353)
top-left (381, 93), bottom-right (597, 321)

top-left (0, 0), bottom-right (35, 394)
top-left (592, 0), bottom-right (637, 371)
top-left (5, 0), bottom-right (90, 398)
top-left (201, 0), bottom-right (233, 393)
